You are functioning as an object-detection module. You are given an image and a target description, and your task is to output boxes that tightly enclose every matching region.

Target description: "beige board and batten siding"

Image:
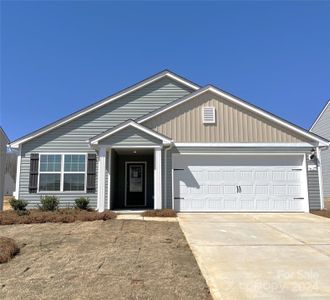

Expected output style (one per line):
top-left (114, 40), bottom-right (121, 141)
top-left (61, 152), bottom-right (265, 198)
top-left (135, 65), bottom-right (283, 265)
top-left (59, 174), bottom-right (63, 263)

top-left (145, 91), bottom-right (314, 143)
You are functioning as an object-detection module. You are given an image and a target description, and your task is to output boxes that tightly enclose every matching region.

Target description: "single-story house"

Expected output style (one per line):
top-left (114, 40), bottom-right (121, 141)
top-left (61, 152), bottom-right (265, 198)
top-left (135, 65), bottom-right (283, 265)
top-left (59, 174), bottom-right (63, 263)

top-left (10, 70), bottom-right (329, 212)
top-left (0, 127), bottom-right (10, 211)
top-left (310, 99), bottom-right (330, 209)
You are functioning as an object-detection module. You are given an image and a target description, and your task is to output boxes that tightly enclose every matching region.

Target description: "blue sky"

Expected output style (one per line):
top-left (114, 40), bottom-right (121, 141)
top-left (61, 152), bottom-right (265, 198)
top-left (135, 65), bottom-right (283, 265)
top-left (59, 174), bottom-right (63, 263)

top-left (1, 1), bottom-right (330, 141)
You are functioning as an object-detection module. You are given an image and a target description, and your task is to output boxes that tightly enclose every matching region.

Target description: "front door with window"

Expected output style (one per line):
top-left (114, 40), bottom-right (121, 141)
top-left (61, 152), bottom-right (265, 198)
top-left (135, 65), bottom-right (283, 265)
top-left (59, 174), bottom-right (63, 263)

top-left (125, 162), bottom-right (146, 207)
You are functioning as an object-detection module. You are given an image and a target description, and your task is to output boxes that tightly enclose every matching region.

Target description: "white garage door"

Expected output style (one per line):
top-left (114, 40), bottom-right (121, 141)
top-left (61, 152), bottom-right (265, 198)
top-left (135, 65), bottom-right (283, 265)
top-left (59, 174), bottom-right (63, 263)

top-left (173, 155), bottom-right (307, 212)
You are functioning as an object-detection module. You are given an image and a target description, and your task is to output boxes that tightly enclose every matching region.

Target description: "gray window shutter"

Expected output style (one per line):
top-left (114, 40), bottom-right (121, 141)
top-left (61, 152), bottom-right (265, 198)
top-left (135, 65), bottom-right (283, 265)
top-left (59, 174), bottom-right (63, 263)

top-left (87, 154), bottom-right (96, 193)
top-left (29, 153), bottom-right (39, 193)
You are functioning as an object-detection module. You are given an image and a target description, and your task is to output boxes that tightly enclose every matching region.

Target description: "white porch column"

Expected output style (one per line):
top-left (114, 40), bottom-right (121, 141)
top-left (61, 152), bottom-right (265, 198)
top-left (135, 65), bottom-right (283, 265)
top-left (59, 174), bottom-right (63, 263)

top-left (97, 147), bottom-right (106, 212)
top-left (154, 147), bottom-right (162, 209)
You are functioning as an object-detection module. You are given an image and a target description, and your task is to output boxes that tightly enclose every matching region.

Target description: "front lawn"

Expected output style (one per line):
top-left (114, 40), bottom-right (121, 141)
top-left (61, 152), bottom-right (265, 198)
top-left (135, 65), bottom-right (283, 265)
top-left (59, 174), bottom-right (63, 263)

top-left (0, 220), bottom-right (211, 299)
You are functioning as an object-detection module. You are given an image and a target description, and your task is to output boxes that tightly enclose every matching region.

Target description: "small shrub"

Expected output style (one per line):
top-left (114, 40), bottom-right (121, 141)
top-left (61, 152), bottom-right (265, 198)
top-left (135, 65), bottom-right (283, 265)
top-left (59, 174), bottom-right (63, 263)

top-left (39, 195), bottom-right (59, 211)
top-left (75, 197), bottom-right (90, 210)
top-left (0, 237), bottom-right (20, 263)
top-left (9, 198), bottom-right (28, 211)
top-left (142, 209), bottom-right (177, 218)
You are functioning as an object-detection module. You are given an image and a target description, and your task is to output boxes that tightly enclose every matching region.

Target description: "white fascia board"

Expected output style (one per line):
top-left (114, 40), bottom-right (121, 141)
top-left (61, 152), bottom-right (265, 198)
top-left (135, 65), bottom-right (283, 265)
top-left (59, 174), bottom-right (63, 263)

top-left (139, 86), bottom-right (329, 147)
top-left (310, 100), bottom-right (330, 131)
top-left (175, 143), bottom-right (317, 147)
top-left (90, 121), bottom-right (172, 145)
top-left (10, 71), bottom-right (198, 148)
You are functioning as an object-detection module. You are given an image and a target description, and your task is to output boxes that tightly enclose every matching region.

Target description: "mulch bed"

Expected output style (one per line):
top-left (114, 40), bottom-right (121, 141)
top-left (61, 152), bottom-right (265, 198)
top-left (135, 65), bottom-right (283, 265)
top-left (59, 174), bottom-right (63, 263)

top-left (142, 209), bottom-right (177, 217)
top-left (311, 210), bottom-right (330, 219)
top-left (0, 237), bottom-right (19, 264)
top-left (0, 209), bottom-right (117, 225)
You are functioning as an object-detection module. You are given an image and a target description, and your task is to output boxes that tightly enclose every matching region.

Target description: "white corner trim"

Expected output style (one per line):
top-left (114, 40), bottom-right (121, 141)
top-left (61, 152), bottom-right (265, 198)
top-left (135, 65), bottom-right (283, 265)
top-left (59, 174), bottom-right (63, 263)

top-left (97, 147), bottom-right (106, 212)
top-left (139, 86), bottom-right (329, 146)
top-left (310, 100), bottom-right (330, 131)
top-left (107, 149), bottom-right (111, 210)
top-left (316, 147), bottom-right (325, 210)
top-left (302, 154), bottom-right (310, 212)
top-left (90, 121), bottom-right (172, 145)
top-left (174, 143), bottom-right (317, 148)
top-left (10, 72), bottom-right (198, 148)
top-left (154, 148), bottom-right (162, 209)
top-left (14, 145), bottom-right (22, 199)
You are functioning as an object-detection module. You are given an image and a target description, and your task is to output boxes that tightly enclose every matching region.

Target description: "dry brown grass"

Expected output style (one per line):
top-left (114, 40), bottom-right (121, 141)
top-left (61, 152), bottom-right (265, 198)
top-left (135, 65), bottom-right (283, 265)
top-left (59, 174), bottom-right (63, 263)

top-left (311, 210), bottom-right (330, 219)
top-left (0, 237), bottom-right (19, 263)
top-left (142, 209), bottom-right (177, 217)
top-left (0, 209), bottom-right (117, 225)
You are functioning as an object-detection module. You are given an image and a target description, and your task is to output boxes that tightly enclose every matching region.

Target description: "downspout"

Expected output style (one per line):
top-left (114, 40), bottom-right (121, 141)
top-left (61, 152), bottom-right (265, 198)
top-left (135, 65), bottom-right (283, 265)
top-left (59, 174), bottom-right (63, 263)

top-left (164, 142), bottom-right (173, 209)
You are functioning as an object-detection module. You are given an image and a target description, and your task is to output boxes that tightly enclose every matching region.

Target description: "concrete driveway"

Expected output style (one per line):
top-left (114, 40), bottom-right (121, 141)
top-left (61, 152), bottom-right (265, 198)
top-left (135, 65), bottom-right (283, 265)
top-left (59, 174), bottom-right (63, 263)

top-left (178, 213), bottom-right (330, 300)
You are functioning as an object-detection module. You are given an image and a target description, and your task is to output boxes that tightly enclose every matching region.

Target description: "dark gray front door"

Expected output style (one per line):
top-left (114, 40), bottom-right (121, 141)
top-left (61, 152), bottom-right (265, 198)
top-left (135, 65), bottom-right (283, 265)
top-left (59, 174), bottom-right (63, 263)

top-left (126, 163), bottom-right (146, 207)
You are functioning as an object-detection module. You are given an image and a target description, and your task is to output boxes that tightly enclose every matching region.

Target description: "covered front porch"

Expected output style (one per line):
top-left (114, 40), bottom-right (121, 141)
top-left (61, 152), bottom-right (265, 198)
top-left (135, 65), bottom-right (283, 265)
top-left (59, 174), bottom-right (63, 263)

top-left (89, 120), bottom-right (172, 212)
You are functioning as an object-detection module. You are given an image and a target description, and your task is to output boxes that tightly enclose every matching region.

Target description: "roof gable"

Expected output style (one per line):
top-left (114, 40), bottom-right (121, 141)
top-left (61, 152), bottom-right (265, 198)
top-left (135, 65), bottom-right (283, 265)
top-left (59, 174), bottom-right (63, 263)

top-left (310, 99), bottom-right (330, 133)
top-left (90, 120), bottom-right (172, 146)
top-left (10, 70), bottom-right (198, 148)
top-left (139, 86), bottom-right (329, 146)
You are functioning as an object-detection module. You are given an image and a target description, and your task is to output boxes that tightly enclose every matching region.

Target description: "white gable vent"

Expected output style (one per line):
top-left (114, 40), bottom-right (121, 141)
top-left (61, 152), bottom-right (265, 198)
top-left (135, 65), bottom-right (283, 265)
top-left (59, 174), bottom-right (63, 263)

top-left (202, 107), bottom-right (216, 124)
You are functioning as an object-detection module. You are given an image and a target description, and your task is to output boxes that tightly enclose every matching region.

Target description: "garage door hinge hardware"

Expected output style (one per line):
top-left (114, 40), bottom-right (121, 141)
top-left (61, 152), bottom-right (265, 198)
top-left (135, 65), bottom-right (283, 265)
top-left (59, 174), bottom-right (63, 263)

top-left (173, 169), bottom-right (185, 171)
top-left (293, 197), bottom-right (304, 200)
top-left (174, 197), bottom-right (184, 200)
top-left (292, 168), bottom-right (302, 171)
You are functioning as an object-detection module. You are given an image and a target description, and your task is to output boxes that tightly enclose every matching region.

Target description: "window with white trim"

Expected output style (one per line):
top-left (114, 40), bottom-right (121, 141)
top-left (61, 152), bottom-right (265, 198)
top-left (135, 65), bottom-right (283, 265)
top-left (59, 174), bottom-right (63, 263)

top-left (39, 154), bottom-right (86, 192)
top-left (202, 107), bottom-right (216, 124)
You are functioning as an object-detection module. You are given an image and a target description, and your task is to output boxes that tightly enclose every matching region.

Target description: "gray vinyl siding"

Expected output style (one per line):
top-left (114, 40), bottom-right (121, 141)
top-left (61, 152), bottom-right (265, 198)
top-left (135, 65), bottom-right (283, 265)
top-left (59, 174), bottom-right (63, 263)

top-left (307, 158), bottom-right (321, 210)
top-left (99, 127), bottom-right (162, 147)
top-left (18, 78), bottom-right (193, 208)
top-left (162, 147), bottom-right (173, 209)
top-left (310, 102), bottom-right (330, 198)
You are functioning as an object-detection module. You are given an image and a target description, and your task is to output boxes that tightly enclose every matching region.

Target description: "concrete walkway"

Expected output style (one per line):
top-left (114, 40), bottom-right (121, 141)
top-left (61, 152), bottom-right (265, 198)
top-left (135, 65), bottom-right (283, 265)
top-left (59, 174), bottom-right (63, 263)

top-left (178, 213), bottom-right (330, 300)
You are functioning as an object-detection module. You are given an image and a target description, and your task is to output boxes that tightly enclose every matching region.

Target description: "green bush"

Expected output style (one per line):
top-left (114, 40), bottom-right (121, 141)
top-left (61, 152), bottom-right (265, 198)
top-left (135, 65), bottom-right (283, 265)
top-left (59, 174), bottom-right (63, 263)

top-left (75, 197), bottom-right (90, 210)
top-left (39, 196), bottom-right (59, 211)
top-left (9, 198), bottom-right (28, 212)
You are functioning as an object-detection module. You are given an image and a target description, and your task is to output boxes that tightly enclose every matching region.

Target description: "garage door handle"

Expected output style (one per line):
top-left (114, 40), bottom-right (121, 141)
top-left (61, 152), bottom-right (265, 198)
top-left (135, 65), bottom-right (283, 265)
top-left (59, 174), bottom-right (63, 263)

top-left (174, 197), bottom-right (184, 200)
top-left (293, 197), bottom-right (304, 200)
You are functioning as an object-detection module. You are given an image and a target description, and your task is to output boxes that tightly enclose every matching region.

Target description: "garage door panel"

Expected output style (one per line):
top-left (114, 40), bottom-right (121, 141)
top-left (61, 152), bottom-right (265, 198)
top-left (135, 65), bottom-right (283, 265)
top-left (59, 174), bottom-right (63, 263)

top-left (224, 185), bottom-right (237, 195)
top-left (207, 185), bottom-right (223, 194)
top-left (173, 155), bottom-right (306, 212)
top-left (223, 197), bottom-right (237, 210)
top-left (240, 185), bottom-right (254, 194)
top-left (255, 185), bottom-right (269, 195)
top-left (239, 196), bottom-right (255, 210)
top-left (255, 197), bottom-right (270, 210)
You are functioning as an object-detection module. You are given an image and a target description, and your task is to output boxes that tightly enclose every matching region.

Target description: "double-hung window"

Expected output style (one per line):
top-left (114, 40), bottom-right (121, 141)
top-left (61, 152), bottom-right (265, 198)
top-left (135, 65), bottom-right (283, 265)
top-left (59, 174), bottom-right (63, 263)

top-left (39, 154), bottom-right (86, 192)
